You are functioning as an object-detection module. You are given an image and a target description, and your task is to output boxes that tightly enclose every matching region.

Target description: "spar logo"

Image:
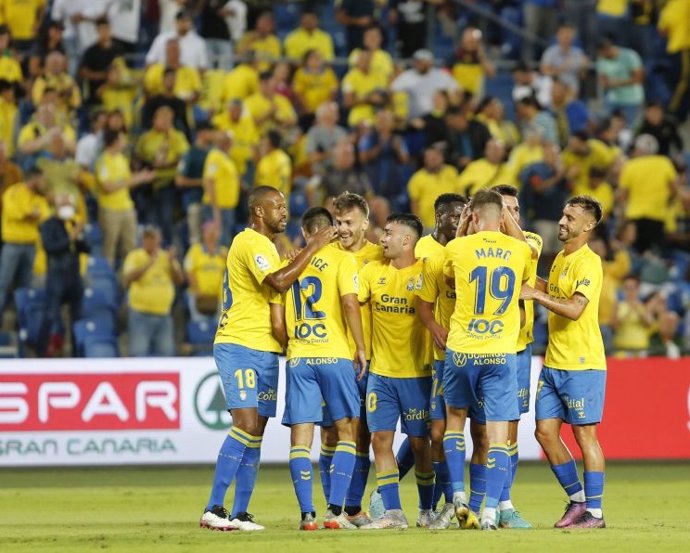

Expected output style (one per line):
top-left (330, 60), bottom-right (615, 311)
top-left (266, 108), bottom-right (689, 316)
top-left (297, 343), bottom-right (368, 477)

top-left (193, 372), bottom-right (231, 431)
top-left (0, 373), bottom-right (180, 431)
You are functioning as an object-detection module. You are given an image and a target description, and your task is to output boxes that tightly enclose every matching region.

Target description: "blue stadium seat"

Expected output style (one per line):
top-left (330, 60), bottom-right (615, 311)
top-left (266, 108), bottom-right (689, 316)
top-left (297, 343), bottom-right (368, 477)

top-left (88, 276), bottom-right (119, 306)
top-left (73, 319), bottom-right (118, 358)
top-left (86, 256), bottom-right (115, 280)
top-left (289, 190), bottom-right (309, 219)
top-left (187, 320), bottom-right (216, 345)
top-left (83, 223), bottom-right (103, 250)
top-left (14, 288), bottom-right (47, 354)
top-left (84, 340), bottom-right (119, 358)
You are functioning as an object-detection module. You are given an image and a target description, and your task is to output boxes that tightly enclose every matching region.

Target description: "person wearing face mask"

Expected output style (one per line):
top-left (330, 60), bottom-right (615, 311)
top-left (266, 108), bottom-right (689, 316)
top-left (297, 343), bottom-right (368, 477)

top-left (38, 193), bottom-right (90, 356)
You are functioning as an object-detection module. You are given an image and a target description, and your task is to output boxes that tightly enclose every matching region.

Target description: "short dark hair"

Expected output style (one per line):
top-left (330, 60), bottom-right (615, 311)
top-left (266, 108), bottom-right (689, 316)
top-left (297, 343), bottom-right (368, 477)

top-left (259, 70), bottom-right (272, 81)
top-left (103, 128), bottom-right (121, 148)
top-left (333, 192), bottom-right (369, 218)
top-left (434, 193), bottom-right (467, 212)
top-left (386, 212), bottom-right (423, 240)
top-left (302, 207), bottom-right (333, 234)
top-left (492, 184), bottom-right (518, 197)
top-left (248, 185), bottom-right (280, 215)
top-left (566, 195), bottom-right (603, 225)
top-left (470, 189), bottom-right (503, 213)
top-left (266, 129), bottom-right (282, 149)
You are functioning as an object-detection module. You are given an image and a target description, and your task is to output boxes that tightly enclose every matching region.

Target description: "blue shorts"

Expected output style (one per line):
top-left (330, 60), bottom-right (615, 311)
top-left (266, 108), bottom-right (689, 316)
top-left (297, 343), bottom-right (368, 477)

top-left (430, 360), bottom-right (446, 421)
top-left (366, 373), bottom-right (431, 437)
top-left (214, 343), bottom-right (279, 418)
top-left (283, 357), bottom-right (360, 426)
top-left (321, 362), bottom-right (369, 427)
top-left (535, 366), bottom-right (606, 425)
top-left (517, 344), bottom-right (532, 415)
top-left (443, 350), bottom-right (519, 422)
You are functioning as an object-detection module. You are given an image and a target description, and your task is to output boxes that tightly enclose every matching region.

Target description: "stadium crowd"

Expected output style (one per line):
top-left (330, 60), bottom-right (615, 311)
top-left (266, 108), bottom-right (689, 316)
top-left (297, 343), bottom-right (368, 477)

top-left (0, 0), bottom-right (688, 359)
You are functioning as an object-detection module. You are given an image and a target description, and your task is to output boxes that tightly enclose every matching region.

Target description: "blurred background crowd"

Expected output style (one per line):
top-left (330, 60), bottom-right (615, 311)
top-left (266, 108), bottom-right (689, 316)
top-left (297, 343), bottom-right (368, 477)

top-left (0, 0), bottom-right (689, 359)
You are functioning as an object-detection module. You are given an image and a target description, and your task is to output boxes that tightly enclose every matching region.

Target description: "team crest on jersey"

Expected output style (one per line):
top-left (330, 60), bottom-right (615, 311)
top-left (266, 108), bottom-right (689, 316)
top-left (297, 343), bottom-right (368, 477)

top-left (415, 275), bottom-right (423, 290)
top-left (288, 358), bottom-right (299, 368)
top-left (255, 254), bottom-right (270, 271)
top-left (378, 277), bottom-right (386, 285)
top-left (453, 352), bottom-right (467, 367)
top-left (406, 277), bottom-right (416, 291)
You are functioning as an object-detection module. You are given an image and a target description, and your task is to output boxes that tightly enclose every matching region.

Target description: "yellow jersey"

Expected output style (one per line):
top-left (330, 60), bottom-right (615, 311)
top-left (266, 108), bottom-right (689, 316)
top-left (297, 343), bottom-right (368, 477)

top-left (517, 231), bottom-right (543, 351)
top-left (202, 148), bottom-right (240, 209)
top-left (445, 231), bottom-right (531, 354)
top-left (348, 49), bottom-right (394, 81)
top-left (135, 129), bottom-right (189, 187)
top-left (285, 244), bottom-right (359, 359)
top-left (244, 92), bottom-right (297, 133)
top-left (215, 228), bottom-right (283, 353)
top-left (143, 64), bottom-right (202, 101)
top-left (292, 67), bottom-right (338, 113)
top-left (341, 68), bottom-right (388, 126)
top-left (0, 96), bottom-right (17, 157)
top-left (255, 149), bottom-right (292, 198)
top-left (619, 155), bottom-right (678, 222)
top-left (221, 64), bottom-right (259, 102)
top-left (658, 0), bottom-right (690, 53)
top-left (573, 181), bottom-right (615, 220)
top-left (95, 151), bottom-right (134, 211)
top-left (1, 0), bottom-right (44, 40)
top-left (359, 259), bottom-right (431, 378)
top-left (457, 159), bottom-right (515, 196)
top-left (0, 182), bottom-right (48, 243)
top-left (183, 243), bottom-right (227, 298)
top-left (123, 249), bottom-right (176, 316)
top-left (544, 244), bottom-right (606, 370)
top-left (100, 85), bottom-right (136, 129)
top-left (561, 139), bottom-right (619, 191)
top-left (407, 166), bottom-right (460, 228)
top-left (283, 28), bottom-right (334, 61)
top-left (17, 121), bottom-right (76, 151)
top-left (210, 112), bottom-right (259, 177)
top-left (333, 240), bottom-right (384, 359)
top-left (0, 54), bottom-right (22, 83)
top-left (508, 143), bottom-right (543, 187)
top-left (236, 32), bottom-right (281, 71)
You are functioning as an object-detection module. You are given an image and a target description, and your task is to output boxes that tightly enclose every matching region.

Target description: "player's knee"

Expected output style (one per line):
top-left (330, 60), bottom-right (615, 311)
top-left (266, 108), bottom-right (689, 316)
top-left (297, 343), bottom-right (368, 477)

top-left (430, 425), bottom-right (445, 447)
top-left (408, 436), bottom-right (431, 456)
top-left (370, 432), bottom-right (393, 452)
top-left (321, 427), bottom-right (338, 448)
top-left (534, 426), bottom-right (555, 447)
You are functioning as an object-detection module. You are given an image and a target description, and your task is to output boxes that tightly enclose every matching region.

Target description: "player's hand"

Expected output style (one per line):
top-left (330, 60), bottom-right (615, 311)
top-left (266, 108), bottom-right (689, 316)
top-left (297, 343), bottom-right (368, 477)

top-left (306, 225), bottom-right (337, 251)
top-left (520, 284), bottom-right (536, 300)
top-left (354, 349), bottom-right (368, 381)
top-left (430, 323), bottom-right (448, 351)
top-left (166, 246), bottom-right (177, 260)
top-left (286, 248), bottom-right (302, 263)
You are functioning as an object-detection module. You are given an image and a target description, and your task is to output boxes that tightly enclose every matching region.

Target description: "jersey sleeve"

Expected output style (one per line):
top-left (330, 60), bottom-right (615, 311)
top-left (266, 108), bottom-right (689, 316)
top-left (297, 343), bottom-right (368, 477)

top-left (337, 253), bottom-right (359, 297)
top-left (572, 255), bottom-right (603, 301)
top-left (443, 244), bottom-right (455, 279)
top-left (525, 231), bottom-right (543, 259)
top-left (357, 263), bottom-right (373, 303)
top-left (122, 250), bottom-right (143, 277)
top-left (416, 257), bottom-right (441, 303)
top-left (241, 237), bottom-right (281, 285)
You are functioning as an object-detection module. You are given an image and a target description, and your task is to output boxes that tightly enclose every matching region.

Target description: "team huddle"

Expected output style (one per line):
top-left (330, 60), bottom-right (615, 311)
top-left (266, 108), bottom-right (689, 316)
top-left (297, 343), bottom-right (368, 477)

top-left (198, 183), bottom-right (607, 532)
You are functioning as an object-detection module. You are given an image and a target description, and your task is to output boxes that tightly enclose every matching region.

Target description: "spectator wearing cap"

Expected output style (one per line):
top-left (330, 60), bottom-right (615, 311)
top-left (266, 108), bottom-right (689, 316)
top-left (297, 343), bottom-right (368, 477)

top-left (0, 80), bottom-right (18, 157)
top-left (596, 34), bottom-right (645, 126)
top-left (255, 130), bottom-right (292, 199)
top-left (305, 102), bottom-right (347, 177)
top-left (444, 105), bottom-right (491, 171)
top-left (336, 0), bottom-right (375, 53)
top-left (550, 77), bottom-right (590, 147)
top-left (635, 102), bottom-right (684, 157)
top-left (391, 49), bottom-right (459, 119)
top-left (176, 121), bottom-right (214, 245)
top-left (134, 106), bottom-right (189, 245)
top-left (540, 22), bottom-right (588, 94)
top-left (202, 130), bottom-right (239, 247)
top-left (244, 71), bottom-right (297, 135)
top-left (283, 10), bottom-right (334, 62)
top-left (146, 9), bottom-right (208, 70)
top-left (0, 167), bottom-right (48, 317)
top-left (0, 0), bottom-right (45, 56)
top-left (342, 49), bottom-right (389, 128)
top-left (123, 225), bottom-right (183, 357)
top-left (447, 27), bottom-right (496, 98)
top-left (617, 134), bottom-right (680, 254)
top-left (78, 18), bottom-right (125, 105)
top-left (141, 65), bottom-right (190, 136)
top-left (235, 11), bottom-right (280, 72)
top-left (211, 98), bottom-right (259, 182)
top-left (347, 25), bottom-right (394, 83)
top-left (29, 20), bottom-right (66, 78)
top-left (456, 138), bottom-right (513, 196)
top-left (184, 220), bottom-right (226, 323)
top-left (95, 129), bottom-right (156, 267)
top-left (0, 26), bottom-right (22, 84)
top-left (388, 0), bottom-right (427, 59)
top-left (408, 144), bottom-right (460, 230)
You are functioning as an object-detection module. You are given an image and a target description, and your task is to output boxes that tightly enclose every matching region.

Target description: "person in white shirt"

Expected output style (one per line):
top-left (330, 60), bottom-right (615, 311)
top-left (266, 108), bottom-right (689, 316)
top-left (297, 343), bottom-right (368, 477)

top-left (108, 0), bottom-right (142, 57)
top-left (76, 109), bottom-right (107, 172)
top-left (390, 49), bottom-right (459, 119)
top-left (146, 9), bottom-right (209, 70)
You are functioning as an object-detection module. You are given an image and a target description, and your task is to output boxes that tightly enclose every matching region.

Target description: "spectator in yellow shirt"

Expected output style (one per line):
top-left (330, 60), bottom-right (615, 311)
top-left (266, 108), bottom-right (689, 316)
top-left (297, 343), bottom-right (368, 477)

top-left (17, 97), bottom-right (76, 163)
top-left (408, 144), bottom-right (461, 229)
top-left (0, 79), bottom-right (17, 157)
top-left (211, 98), bottom-right (259, 182)
top-left (235, 11), bottom-right (281, 72)
top-left (143, 38), bottom-right (202, 104)
top-left (283, 10), bottom-right (334, 62)
top-left (574, 167), bottom-right (614, 221)
top-left (292, 49), bottom-right (338, 125)
top-left (457, 139), bottom-right (514, 196)
top-left (0, 167), bottom-right (47, 315)
top-left (123, 225), bottom-right (183, 357)
top-left (342, 50), bottom-right (389, 128)
top-left (31, 51), bottom-right (80, 116)
top-left (220, 51), bottom-right (261, 104)
top-left (184, 220), bottom-right (226, 322)
top-left (97, 64), bottom-right (137, 129)
top-left (202, 131), bottom-right (240, 246)
top-left (0, 25), bottom-right (22, 84)
top-left (561, 130), bottom-right (619, 191)
top-left (255, 130), bottom-right (292, 198)
top-left (96, 129), bottom-right (155, 267)
top-left (348, 25), bottom-right (394, 82)
top-left (0, 0), bottom-right (44, 54)
top-left (244, 71), bottom-right (298, 135)
top-left (612, 276), bottom-right (657, 356)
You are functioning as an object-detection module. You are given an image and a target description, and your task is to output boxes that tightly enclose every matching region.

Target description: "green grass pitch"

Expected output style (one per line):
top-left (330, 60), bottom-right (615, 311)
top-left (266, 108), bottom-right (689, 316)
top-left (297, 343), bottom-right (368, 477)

top-left (1, 462), bottom-right (689, 552)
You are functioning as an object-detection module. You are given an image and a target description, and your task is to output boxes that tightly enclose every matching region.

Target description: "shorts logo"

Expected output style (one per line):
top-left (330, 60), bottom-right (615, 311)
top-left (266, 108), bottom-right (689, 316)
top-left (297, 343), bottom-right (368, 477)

top-left (258, 388), bottom-right (277, 402)
top-left (239, 390), bottom-right (247, 401)
top-left (288, 358), bottom-right (299, 368)
top-left (453, 352), bottom-right (467, 367)
top-left (255, 254), bottom-right (270, 271)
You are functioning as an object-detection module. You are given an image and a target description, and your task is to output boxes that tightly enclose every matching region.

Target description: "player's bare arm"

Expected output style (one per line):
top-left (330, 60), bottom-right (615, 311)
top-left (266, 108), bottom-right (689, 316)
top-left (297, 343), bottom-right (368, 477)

top-left (521, 285), bottom-right (589, 321)
top-left (264, 226), bottom-right (336, 293)
top-left (270, 302), bottom-right (287, 350)
top-left (341, 293), bottom-right (368, 380)
top-left (416, 298), bottom-right (448, 351)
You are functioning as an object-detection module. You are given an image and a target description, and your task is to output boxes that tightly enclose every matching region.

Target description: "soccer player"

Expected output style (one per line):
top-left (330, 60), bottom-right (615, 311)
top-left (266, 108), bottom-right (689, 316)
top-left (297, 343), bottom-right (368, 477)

top-left (318, 192), bottom-right (385, 527)
top-left (413, 193), bottom-right (467, 529)
top-left (281, 207), bottom-right (367, 531)
top-left (520, 196), bottom-right (607, 529)
top-left (492, 184), bottom-right (543, 528)
top-left (200, 186), bottom-right (335, 531)
top-left (358, 213), bottom-right (434, 530)
top-left (443, 190), bottom-right (531, 531)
